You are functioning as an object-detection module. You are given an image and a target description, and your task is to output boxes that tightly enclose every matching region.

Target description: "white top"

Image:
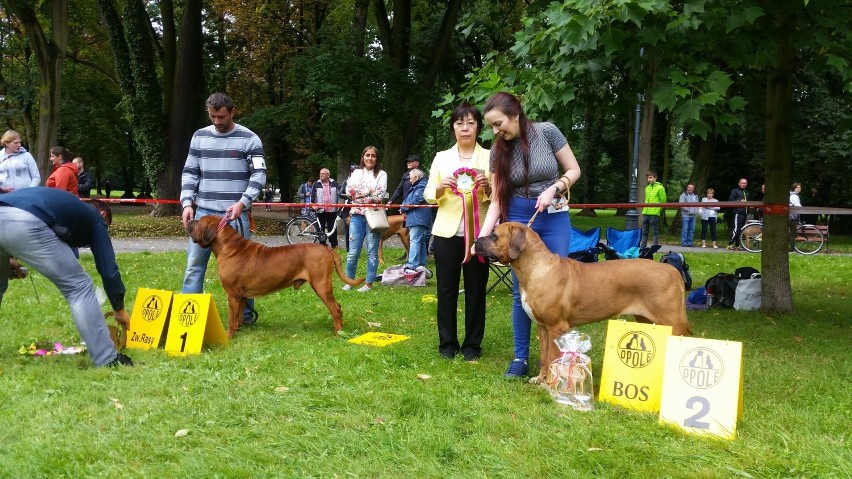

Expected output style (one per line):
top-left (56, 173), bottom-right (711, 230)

top-left (700, 197), bottom-right (719, 220)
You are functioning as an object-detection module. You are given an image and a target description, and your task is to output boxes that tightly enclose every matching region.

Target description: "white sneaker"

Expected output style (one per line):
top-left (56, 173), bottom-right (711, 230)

top-left (342, 284), bottom-right (352, 291)
top-left (415, 266), bottom-right (426, 273)
top-left (357, 285), bottom-right (372, 293)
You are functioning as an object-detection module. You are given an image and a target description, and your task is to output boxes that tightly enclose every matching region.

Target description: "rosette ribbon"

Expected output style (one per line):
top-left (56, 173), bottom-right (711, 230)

top-left (451, 167), bottom-right (484, 263)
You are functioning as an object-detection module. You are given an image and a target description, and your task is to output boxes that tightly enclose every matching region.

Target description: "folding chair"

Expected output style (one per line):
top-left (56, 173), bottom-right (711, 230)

top-left (567, 226), bottom-right (600, 263)
top-left (486, 261), bottom-right (513, 294)
top-left (598, 227), bottom-right (660, 260)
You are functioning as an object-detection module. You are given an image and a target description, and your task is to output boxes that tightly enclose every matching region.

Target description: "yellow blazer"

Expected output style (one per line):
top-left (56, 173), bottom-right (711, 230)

top-left (424, 143), bottom-right (492, 238)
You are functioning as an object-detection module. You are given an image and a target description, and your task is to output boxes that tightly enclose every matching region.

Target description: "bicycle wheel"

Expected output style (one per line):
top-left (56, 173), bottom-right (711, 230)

top-left (285, 217), bottom-right (320, 244)
top-left (794, 225), bottom-right (824, 255)
top-left (739, 223), bottom-right (763, 253)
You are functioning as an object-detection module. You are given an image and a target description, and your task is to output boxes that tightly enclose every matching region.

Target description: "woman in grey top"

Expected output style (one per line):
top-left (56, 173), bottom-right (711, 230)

top-left (478, 92), bottom-right (581, 379)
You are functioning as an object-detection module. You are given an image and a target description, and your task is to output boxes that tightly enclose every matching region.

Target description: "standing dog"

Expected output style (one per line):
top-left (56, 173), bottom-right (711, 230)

top-left (186, 215), bottom-right (365, 338)
top-left (475, 222), bottom-right (692, 382)
top-left (378, 214), bottom-right (410, 264)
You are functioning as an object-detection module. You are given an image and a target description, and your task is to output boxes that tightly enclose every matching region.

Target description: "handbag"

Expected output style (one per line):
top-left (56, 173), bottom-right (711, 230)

top-left (364, 206), bottom-right (390, 232)
top-left (733, 273), bottom-right (761, 310)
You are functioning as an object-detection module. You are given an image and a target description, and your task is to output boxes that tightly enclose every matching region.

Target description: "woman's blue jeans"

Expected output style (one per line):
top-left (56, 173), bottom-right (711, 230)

top-left (406, 225), bottom-right (428, 268)
top-left (507, 197), bottom-right (572, 361)
top-left (346, 214), bottom-right (380, 283)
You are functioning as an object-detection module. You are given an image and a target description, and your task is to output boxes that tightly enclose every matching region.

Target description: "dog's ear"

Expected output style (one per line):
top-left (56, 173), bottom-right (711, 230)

top-left (200, 225), bottom-right (217, 247)
top-left (507, 224), bottom-right (526, 260)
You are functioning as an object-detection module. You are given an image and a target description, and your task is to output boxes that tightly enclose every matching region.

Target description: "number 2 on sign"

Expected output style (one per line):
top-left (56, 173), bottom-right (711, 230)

top-left (684, 396), bottom-right (711, 429)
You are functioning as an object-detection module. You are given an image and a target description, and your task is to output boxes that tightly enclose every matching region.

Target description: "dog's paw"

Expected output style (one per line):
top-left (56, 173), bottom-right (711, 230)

top-left (528, 375), bottom-right (546, 385)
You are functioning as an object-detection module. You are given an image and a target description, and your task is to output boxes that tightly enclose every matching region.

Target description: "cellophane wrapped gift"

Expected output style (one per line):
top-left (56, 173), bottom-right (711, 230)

top-left (546, 331), bottom-right (594, 411)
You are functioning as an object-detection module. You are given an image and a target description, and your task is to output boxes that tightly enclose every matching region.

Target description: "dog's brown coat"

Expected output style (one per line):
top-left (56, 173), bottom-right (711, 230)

top-left (475, 222), bottom-right (692, 382)
top-left (187, 215), bottom-right (364, 338)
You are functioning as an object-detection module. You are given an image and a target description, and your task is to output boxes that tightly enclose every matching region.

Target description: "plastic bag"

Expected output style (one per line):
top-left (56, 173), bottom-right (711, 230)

top-left (546, 331), bottom-right (594, 411)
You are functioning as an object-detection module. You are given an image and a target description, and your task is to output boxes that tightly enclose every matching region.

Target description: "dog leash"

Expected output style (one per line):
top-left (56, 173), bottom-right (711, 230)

top-left (215, 212), bottom-right (232, 236)
top-left (526, 209), bottom-right (540, 227)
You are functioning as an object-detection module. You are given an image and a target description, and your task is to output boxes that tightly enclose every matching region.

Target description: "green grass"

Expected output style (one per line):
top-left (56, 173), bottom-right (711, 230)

top-left (1, 245), bottom-right (849, 477)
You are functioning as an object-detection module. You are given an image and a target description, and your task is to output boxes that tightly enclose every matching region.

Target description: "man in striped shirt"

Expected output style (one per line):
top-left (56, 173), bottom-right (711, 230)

top-left (180, 92), bottom-right (267, 326)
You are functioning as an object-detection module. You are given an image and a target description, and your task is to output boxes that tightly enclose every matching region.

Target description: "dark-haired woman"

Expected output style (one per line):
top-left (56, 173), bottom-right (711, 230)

top-left (46, 146), bottom-right (79, 196)
top-left (343, 146), bottom-right (387, 292)
top-left (425, 103), bottom-right (492, 361)
top-left (476, 92), bottom-right (581, 379)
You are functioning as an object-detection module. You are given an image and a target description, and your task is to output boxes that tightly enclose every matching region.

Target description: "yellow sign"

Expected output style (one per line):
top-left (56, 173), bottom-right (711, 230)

top-left (164, 294), bottom-right (228, 356)
top-left (348, 332), bottom-right (410, 347)
top-left (599, 320), bottom-right (673, 412)
top-left (126, 288), bottom-right (173, 350)
top-left (659, 336), bottom-right (744, 440)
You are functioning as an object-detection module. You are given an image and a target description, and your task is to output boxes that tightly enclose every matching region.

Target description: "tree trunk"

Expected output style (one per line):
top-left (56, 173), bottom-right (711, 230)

top-left (3, 0), bottom-right (68, 178)
top-left (154, 0), bottom-right (204, 217)
top-left (761, 12), bottom-right (796, 313)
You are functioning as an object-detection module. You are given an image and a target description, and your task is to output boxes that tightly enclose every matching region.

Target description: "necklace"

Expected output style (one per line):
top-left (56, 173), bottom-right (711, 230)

top-left (458, 152), bottom-right (473, 160)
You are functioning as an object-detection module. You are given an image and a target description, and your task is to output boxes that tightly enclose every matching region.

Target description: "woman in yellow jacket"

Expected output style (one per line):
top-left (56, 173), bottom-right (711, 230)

top-left (424, 103), bottom-right (492, 361)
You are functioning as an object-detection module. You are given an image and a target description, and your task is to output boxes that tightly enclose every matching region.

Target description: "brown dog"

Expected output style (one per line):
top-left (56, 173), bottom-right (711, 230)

top-left (378, 214), bottom-right (410, 264)
top-left (186, 215), bottom-right (365, 338)
top-left (475, 222), bottom-right (692, 382)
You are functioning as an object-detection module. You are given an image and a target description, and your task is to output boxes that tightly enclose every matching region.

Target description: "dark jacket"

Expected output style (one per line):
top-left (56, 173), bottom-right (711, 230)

top-left (388, 170), bottom-right (413, 204)
top-left (77, 169), bottom-right (94, 198)
top-left (0, 187), bottom-right (125, 310)
top-left (728, 187), bottom-right (749, 215)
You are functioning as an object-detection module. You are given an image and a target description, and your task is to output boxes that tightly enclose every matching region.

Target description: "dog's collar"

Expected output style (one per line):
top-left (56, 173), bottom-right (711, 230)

top-left (215, 213), bottom-right (232, 236)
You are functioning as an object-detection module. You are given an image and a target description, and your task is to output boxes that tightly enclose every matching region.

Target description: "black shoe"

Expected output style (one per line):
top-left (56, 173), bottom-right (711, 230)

top-left (440, 350), bottom-right (457, 359)
top-left (107, 353), bottom-right (134, 367)
top-left (463, 351), bottom-right (481, 362)
top-left (242, 305), bottom-right (259, 326)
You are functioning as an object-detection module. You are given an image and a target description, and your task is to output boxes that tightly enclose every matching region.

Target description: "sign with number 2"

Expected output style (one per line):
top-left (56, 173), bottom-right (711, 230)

top-left (659, 336), bottom-right (744, 440)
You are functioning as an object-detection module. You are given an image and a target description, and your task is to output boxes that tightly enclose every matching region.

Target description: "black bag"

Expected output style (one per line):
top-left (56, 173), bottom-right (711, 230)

top-left (734, 266), bottom-right (760, 280)
top-left (705, 273), bottom-right (739, 308)
top-left (660, 251), bottom-right (693, 290)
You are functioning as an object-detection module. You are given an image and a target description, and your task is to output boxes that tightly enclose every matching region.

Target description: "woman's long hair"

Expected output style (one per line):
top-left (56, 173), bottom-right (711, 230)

top-left (50, 146), bottom-right (71, 164)
top-left (483, 92), bottom-right (532, 222)
top-left (359, 146), bottom-right (381, 178)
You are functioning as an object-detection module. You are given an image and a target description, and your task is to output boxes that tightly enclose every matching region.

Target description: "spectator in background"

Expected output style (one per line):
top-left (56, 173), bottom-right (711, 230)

top-left (339, 164), bottom-right (358, 251)
top-left (728, 178), bottom-right (749, 250)
top-left (0, 130), bottom-right (40, 193)
top-left (789, 182), bottom-right (803, 251)
top-left (104, 179), bottom-right (113, 198)
top-left (343, 146), bottom-right (387, 293)
top-left (640, 170), bottom-right (666, 248)
top-left (297, 177), bottom-right (315, 216)
top-left (400, 168), bottom-right (431, 273)
top-left (700, 187), bottom-right (720, 248)
top-left (264, 184), bottom-right (274, 211)
top-left (388, 155), bottom-right (421, 206)
top-left (312, 168), bottom-right (342, 249)
top-left (46, 146), bottom-right (79, 196)
top-left (679, 183), bottom-right (699, 247)
top-left (73, 157), bottom-right (94, 198)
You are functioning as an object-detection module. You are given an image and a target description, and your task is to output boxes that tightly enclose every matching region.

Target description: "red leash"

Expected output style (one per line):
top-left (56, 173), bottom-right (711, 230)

top-left (215, 212), bottom-right (232, 236)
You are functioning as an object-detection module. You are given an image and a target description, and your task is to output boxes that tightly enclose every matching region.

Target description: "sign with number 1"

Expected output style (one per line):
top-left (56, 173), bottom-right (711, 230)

top-left (659, 336), bottom-right (743, 440)
top-left (164, 294), bottom-right (228, 356)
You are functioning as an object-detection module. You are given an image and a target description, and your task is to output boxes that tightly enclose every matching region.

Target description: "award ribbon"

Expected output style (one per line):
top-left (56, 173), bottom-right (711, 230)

top-left (451, 167), bottom-right (484, 263)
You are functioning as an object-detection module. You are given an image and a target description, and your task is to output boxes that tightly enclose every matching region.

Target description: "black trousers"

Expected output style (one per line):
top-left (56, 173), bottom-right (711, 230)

top-left (317, 211), bottom-right (338, 248)
top-left (730, 212), bottom-right (747, 246)
top-left (433, 235), bottom-right (490, 357)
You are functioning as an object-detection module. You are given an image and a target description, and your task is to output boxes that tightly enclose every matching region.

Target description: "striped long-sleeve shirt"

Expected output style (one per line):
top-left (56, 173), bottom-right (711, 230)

top-left (180, 124), bottom-right (266, 211)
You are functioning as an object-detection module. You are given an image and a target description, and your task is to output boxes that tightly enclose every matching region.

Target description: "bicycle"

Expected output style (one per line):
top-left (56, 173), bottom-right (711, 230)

top-left (738, 220), bottom-right (824, 255)
top-left (285, 207), bottom-right (345, 245)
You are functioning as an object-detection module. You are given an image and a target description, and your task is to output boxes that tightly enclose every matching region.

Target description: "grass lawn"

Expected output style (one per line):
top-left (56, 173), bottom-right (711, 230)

top-left (1, 241), bottom-right (849, 477)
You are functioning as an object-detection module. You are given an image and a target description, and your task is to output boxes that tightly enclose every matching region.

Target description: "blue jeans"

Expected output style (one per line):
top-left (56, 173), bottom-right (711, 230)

top-left (681, 215), bottom-right (696, 246)
top-left (182, 207), bottom-right (254, 317)
top-left (0, 207), bottom-right (119, 366)
top-left (507, 197), bottom-right (572, 361)
top-left (406, 225), bottom-right (428, 268)
top-left (345, 214), bottom-right (380, 283)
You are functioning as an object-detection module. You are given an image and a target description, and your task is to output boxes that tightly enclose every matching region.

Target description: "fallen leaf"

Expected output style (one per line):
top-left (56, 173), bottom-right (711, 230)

top-left (109, 397), bottom-right (124, 410)
top-left (374, 417), bottom-right (386, 424)
top-left (793, 336), bottom-right (803, 342)
top-left (175, 429), bottom-right (189, 438)
top-left (417, 373), bottom-right (432, 380)
top-left (367, 322), bottom-right (382, 328)
top-left (274, 386), bottom-right (290, 393)
top-left (588, 447), bottom-right (603, 452)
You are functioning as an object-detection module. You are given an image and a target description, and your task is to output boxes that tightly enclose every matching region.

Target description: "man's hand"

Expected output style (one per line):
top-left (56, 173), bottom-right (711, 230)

top-left (113, 308), bottom-right (131, 329)
top-left (181, 206), bottom-right (194, 229)
top-left (225, 202), bottom-right (245, 220)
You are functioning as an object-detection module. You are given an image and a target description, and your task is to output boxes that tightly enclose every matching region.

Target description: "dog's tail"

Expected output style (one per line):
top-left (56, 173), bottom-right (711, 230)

top-left (331, 248), bottom-right (366, 286)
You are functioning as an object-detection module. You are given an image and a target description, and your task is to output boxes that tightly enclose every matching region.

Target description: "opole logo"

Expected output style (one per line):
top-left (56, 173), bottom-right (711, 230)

top-left (617, 331), bottom-right (656, 368)
top-left (141, 295), bottom-right (162, 322)
top-left (679, 347), bottom-right (724, 389)
top-left (178, 299), bottom-right (200, 327)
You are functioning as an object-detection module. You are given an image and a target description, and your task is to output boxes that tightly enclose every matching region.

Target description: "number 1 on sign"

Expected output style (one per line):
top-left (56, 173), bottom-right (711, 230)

top-left (180, 332), bottom-right (188, 353)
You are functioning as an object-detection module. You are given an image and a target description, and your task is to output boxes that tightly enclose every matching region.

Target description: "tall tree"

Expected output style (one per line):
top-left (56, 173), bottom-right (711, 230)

top-left (1, 0), bottom-right (68, 179)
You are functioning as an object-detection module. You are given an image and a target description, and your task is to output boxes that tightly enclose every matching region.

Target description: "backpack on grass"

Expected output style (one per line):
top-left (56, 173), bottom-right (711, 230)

top-left (660, 251), bottom-right (693, 290)
top-left (705, 273), bottom-right (738, 308)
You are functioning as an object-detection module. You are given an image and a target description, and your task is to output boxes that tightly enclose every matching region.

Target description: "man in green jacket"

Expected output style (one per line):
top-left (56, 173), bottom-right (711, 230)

top-left (641, 170), bottom-right (666, 248)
